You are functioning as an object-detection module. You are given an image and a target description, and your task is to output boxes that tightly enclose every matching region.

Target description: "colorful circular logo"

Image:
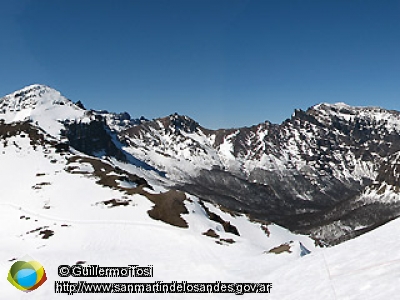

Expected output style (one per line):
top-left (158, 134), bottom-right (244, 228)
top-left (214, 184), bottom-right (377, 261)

top-left (7, 258), bottom-right (47, 292)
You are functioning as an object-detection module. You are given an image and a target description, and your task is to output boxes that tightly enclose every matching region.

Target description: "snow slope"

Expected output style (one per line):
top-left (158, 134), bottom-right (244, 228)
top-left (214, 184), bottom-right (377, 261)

top-left (0, 124), bottom-right (315, 299)
top-left (265, 216), bottom-right (400, 300)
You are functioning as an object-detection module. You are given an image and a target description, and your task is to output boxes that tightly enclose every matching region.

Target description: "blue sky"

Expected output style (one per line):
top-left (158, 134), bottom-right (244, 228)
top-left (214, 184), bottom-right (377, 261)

top-left (1, 0), bottom-right (399, 129)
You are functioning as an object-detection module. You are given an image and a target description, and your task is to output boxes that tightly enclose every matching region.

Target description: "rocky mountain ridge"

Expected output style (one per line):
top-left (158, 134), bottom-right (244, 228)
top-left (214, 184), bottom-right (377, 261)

top-left (119, 101), bottom-right (400, 244)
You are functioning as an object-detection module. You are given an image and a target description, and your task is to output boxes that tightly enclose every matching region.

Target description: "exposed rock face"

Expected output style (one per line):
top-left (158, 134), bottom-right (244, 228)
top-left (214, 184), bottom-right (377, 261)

top-left (62, 116), bottom-right (127, 161)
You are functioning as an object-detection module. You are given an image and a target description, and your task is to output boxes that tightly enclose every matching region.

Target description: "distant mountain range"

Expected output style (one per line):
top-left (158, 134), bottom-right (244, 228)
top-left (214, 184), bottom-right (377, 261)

top-left (2, 84), bottom-right (400, 245)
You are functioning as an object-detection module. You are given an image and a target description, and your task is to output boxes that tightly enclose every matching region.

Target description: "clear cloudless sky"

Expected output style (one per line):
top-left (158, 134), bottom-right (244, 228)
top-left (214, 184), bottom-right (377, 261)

top-left (1, 0), bottom-right (399, 129)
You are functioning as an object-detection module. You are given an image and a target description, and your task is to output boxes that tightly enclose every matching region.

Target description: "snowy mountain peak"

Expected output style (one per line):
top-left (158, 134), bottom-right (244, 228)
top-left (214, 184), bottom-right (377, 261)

top-left (1, 84), bottom-right (70, 109)
top-left (314, 102), bottom-right (351, 109)
top-left (166, 113), bottom-right (200, 133)
top-left (0, 84), bottom-right (86, 137)
top-left (141, 113), bottom-right (202, 134)
top-left (311, 101), bottom-right (397, 116)
top-left (307, 102), bottom-right (400, 134)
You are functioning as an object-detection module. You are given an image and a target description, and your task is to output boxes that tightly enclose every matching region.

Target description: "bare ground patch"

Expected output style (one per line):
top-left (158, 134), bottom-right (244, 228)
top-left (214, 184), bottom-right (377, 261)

top-left (100, 199), bottom-right (131, 207)
top-left (202, 229), bottom-right (219, 238)
top-left (0, 120), bottom-right (47, 150)
top-left (142, 190), bottom-right (189, 228)
top-left (23, 226), bottom-right (54, 239)
top-left (66, 155), bottom-right (189, 228)
top-left (64, 165), bottom-right (91, 175)
top-left (261, 224), bottom-right (271, 237)
top-left (220, 238), bottom-right (235, 244)
top-left (268, 243), bottom-right (292, 254)
top-left (39, 229), bottom-right (54, 239)
top-left (32, 182), bottom-right (51, 190)
top-left (66, 156), bottom-right (149, 192)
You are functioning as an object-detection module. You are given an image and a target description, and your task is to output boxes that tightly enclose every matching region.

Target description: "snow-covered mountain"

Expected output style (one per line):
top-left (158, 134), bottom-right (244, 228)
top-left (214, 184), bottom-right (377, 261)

top-left (1, 84), bottom-right (400, 299)
top-left (119, 101), bottom-right (400, 244)
top-left (1, 84), bottom-right (317, 299)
